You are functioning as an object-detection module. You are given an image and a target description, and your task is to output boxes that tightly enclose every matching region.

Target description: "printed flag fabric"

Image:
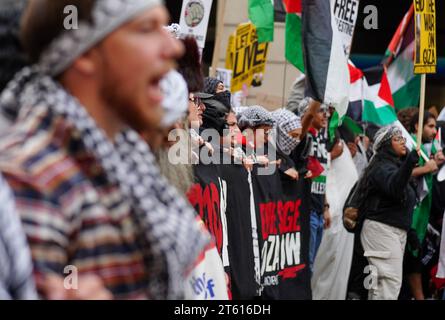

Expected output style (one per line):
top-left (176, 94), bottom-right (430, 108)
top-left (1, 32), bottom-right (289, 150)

top-left (248, 0), bottom-right (275, 43)
top-left (284, 0), bottom-right (304, 71)
top-left (301, 0), bottom-right (349, 120)
top-left (347, 5), bottom-right (420, 127)
top-left (385, 4), bottom-right (420, 111)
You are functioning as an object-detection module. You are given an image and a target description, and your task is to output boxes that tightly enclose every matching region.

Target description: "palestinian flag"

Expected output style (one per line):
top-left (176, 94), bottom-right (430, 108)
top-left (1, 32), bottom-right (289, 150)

top-left (347, 4), bottom-right (420, 125)
top-left (347, 62), bottom-right (427, 160)
top-left (283, 0), bottom-right (304, 72)
top-left (301, 0), bottom-right (349, 119)
top-left (362, 65), bottom-right (397, 126)
top-left (347, 61), bottom-right (364, 122)
top-left (385, 4), bottom-right (420, 111)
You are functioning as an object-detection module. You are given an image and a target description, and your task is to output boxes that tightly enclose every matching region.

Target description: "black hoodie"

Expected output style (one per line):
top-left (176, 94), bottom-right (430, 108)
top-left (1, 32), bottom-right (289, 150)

top-left (365, 148), bottom-right (419, 231)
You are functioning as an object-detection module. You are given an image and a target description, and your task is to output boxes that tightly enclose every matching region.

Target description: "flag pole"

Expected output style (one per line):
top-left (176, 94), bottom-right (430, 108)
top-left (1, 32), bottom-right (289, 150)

top-left (416, 73), bottom-right (427, 152)
top-left (210, 0), bottom-right (227, 77)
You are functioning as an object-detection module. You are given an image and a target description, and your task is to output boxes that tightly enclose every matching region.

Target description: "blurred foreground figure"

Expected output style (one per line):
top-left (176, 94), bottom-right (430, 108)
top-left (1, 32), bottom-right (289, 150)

top-left (0, 175), bottom-right (37, 299)
top-left (0, 0), bottom-right (29, 128)
top-left (0, 0), bottom-right (210, 299)
top-left (0, 0), bottom-right (37, 300)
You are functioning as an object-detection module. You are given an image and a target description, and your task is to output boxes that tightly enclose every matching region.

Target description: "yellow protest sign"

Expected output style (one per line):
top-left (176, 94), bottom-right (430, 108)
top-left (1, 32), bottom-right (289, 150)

top-left (225, 33), bottom-right (235, 70)
top-left (413, 0), bottom-right (436, 74)
top-left (225, 22), bottom-right (269, 93)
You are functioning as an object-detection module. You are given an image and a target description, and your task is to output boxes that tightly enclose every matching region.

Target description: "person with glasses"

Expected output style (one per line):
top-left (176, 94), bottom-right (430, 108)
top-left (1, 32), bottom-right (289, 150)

top-left (359, 125), bottom-right (419, 300)
top-left (188, 92), bottom-right (210, 129)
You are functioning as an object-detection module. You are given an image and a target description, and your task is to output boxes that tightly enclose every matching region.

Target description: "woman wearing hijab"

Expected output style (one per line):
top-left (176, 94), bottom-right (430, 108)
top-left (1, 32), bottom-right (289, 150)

top-left (359, 125), bottom-right (419, 300)
top-left (203, 77), bottom-right (232, 117)
top-left (204, 77), bottom-right (225, 95)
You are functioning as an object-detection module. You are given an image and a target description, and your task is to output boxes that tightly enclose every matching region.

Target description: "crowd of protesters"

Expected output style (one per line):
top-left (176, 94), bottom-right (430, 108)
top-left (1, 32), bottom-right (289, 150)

top-left (0, 0), bottom-right (444, 301)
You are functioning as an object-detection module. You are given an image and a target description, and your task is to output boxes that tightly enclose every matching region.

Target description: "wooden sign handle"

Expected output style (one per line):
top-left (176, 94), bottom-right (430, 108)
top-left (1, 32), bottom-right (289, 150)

top-left (416, 74), bottom-right (427, 151)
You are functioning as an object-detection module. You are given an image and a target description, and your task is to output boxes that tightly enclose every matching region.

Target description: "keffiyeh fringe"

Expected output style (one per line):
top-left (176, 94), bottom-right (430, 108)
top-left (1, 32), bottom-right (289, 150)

top-left (0, 66), bottom-right (210, 299)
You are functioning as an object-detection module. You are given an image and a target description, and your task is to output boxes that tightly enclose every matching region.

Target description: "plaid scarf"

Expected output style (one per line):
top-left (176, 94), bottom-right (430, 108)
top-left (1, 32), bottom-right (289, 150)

top-left (0, 67), bottom-right (210, 299)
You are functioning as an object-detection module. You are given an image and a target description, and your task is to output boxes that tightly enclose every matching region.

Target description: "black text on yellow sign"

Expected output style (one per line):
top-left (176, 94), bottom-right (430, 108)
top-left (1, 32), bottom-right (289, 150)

top-left (225, 23), bottom-right (269, 92)
top-left (414, 0), bottom-right (436, 74)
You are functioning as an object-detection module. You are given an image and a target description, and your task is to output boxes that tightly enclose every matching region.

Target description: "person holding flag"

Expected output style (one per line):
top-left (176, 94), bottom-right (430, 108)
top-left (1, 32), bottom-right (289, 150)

top-left (298, 98), bottom-right (345, 272)
top-left (360, 125), bottom-right (419, 300)
top-left (405, 111), bottom-right (445, 300)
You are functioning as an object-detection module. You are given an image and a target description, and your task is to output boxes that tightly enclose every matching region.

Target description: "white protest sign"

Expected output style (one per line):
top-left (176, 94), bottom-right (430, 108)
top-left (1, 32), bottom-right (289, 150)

top-left (331, 0), bottom-right (360, 57)
top-left (215, 68), bottom-right (232, 90)
top-left (179, 0), bottom-right (213, 50)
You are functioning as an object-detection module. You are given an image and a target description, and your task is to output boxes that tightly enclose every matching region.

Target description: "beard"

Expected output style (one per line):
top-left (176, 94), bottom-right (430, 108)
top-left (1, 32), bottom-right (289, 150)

top-left (98, 54), bottom-right (163, 133)
top-left (154, 148), bottom-right (194, 196)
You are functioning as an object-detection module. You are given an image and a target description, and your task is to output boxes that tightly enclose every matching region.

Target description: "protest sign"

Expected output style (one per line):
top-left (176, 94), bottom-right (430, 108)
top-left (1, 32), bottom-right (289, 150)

top-left (332, 0), bottom-right (360, 57)
top-left (414, 0), bottom-right (436, 74)
top-left (179, 0), bottom-right (213, 49)
top-left (225, 22), bottom-right (269, 93)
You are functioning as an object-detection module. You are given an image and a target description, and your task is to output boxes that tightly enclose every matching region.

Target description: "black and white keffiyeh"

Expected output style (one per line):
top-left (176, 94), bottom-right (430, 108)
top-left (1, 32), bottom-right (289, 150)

top-left (236, 105), bottom-right (275, 131)
top-left (272, 108), bottom-right (302, 155)
top-left (373, 125), bottom-right (403, 153)
top-left (0, 67), bottom-right (210, 299)
top-left (160, 70), bottom-right (188, 127)
top-left (39, 0), bottom-right (163, 76)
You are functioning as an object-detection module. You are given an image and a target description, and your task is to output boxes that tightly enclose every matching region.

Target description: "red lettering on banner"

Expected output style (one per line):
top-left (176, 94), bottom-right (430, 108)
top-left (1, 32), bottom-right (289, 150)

top-left (188, 183), bottom-right (223, 254)
top-left (260, 202), bottom-right (277, 240)
top-left (293, 199), bottom-right (301, 232)
top-left (261, 199), bottom-right (304, 239)
top-left (277, 200), bottom-right (302, 234)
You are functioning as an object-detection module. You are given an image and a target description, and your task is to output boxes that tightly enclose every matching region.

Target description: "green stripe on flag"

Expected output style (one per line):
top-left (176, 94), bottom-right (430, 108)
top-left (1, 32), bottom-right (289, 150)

top-left (285, 13), bottom-right (304, 72)
top-left (313, 175), bottom-right (327, 183)
top-left (343, 116), bottom-right (364, 135)
top-left (393, 76), bottom-right (421, 110)
top-left (363, 100), bottom-right (397, 126)
top-left (248, 0), bottom-right (275, 43)
top-left (328, 110), bottom-right (340, 142)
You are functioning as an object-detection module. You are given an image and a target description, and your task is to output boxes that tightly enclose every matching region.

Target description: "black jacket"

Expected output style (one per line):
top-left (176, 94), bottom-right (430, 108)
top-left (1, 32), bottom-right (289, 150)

top-left (365, 149), bottom-right (419, 231)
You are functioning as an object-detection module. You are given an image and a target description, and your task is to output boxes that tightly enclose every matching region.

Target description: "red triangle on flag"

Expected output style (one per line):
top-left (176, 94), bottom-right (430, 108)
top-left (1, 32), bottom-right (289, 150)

top-left (379, 70), bottom-right (395, 107)
top-left (348, 63), bottom-right (363, 84)
top-left (307, 156), bottom-right (324, 179)
top-left (283, 0), bottom-right (302, 13)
